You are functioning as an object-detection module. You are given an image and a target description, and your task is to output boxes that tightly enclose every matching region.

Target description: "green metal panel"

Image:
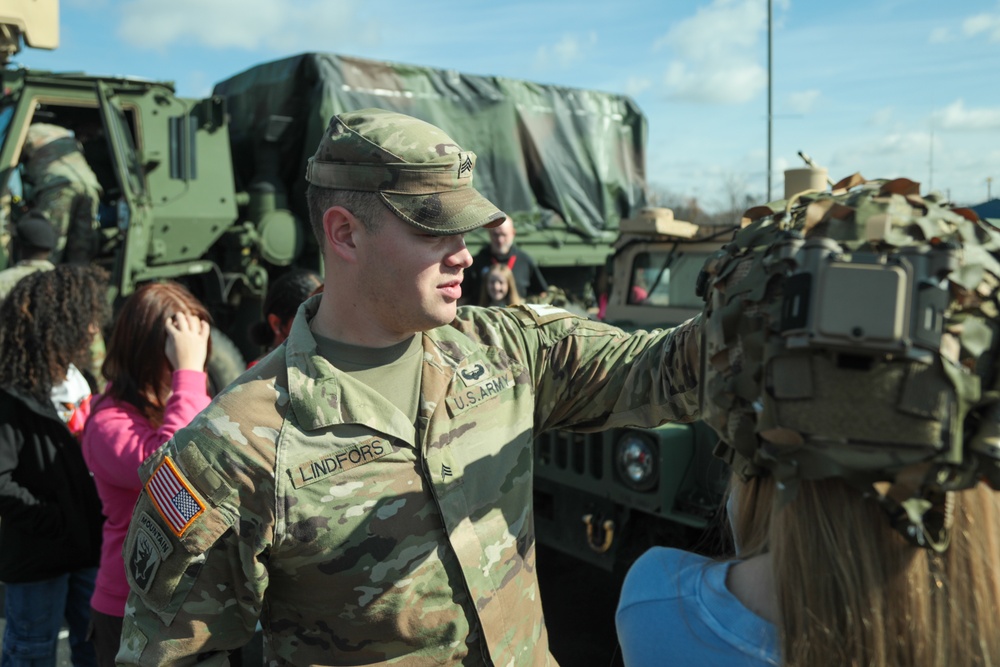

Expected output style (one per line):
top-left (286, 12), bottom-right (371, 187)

top-left (126, 90), bottom-right (239, 267)
top-left (96, 81), bottom-right (150, 295)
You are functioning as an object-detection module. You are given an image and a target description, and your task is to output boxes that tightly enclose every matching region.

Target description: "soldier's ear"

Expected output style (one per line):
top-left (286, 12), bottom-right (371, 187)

top-left (323, 206), bottom-right (361, 263)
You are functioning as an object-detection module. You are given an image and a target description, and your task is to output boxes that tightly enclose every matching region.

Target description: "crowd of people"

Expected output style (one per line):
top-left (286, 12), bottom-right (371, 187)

top-left (0, 108), bottom-right (997, 667)
top-left (463, 215), bottom-right (548, 305)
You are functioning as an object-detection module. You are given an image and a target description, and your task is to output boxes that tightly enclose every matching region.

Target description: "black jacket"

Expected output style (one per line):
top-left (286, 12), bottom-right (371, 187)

top-left (0, 384), bottom-right (104, 583)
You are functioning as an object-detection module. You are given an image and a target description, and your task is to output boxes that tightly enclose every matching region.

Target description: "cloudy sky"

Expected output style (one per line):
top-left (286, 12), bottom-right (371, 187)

top-left (16, 0), bottom-right (1000, 210)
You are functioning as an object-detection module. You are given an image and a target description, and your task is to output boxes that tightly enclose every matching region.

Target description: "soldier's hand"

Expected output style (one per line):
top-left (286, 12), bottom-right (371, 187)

top-left (165, 312), bottom-right (210, 372)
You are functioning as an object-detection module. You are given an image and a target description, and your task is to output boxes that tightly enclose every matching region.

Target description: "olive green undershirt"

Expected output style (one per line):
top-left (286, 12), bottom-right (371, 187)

top-left (313, 332), bottom-right (423, 423)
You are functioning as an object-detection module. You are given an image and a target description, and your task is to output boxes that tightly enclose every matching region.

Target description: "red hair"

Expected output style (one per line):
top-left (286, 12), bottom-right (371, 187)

top-left (102, 281), bottom-right (212, 425)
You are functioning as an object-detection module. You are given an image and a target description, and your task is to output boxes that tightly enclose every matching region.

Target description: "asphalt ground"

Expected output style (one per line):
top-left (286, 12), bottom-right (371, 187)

top-left (539, 545), bottom-right (626, 667)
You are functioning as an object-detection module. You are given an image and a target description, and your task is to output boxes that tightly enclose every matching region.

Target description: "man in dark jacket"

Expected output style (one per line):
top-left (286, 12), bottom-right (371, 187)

top-left (465, 216), bottom-right (548, 303)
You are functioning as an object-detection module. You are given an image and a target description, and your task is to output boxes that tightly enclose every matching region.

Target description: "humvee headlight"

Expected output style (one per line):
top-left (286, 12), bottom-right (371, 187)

top-left (615, 432), bottom-right (658, 491)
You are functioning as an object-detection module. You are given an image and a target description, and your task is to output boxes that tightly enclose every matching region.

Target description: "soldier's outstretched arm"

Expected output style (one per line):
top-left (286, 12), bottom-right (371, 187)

top-left (456, 305), bottom-right (702, 433)
top-left (531, 310), bottom-right (702, 432)
top-left (116, 436), bottom-right (271, 666)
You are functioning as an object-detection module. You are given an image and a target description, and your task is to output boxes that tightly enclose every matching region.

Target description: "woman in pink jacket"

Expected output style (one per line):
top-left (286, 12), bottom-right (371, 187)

top-left (81, 282), bottom-right (212, 667)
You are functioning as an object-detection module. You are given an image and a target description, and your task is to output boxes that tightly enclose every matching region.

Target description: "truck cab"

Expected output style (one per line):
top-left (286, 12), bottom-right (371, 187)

top-left (533, 208), bottom-right (736, 572)
top-left (0, 4), bottom-right (304, 384)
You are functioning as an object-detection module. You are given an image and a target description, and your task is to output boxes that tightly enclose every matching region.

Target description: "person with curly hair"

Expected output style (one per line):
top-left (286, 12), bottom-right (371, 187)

top-left (81, 281), bottom-right (212, 667)
top-left (0, 264), bottom-right (110, 667)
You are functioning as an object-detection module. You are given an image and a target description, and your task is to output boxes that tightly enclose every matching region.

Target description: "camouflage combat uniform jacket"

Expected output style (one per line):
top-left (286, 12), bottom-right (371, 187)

top-left (119, 299), bottom-right (701, 667)
top-left (22, 124), bottom-right (103, 259)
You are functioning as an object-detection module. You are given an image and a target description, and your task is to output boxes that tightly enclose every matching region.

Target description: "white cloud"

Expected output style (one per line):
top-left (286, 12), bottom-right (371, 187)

top-left (653, 0), bottom-right (770, 105)
top-left (117, 0), bottom-right (363, 52)
top-left (185, 70), bottom-right (212, 99)
top-left (815, 126), bottom-right (1000, 205)
top-left (928, 27), bottom-right (952, 43)
top-left (624, 75), bottom-right (651, 96)
top-left (963, 11), bottom-right (1000, 41)
top-left (869, 107), bottom-right (894, 126)
top-left (871, 131), bottom-right (933, 157)
top-left (535, 32), bottom-right (597, 69)
top-left (786, 89), bottom-right (820, 115)
top-left (933, 99), bottom-right (1000, 131)
top-left (823, 132), bottom-right (931, 193)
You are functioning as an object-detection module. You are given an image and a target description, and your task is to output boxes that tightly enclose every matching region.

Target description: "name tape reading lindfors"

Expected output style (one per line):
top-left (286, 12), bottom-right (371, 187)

top-left (289, 436), bottom-right (393, 489)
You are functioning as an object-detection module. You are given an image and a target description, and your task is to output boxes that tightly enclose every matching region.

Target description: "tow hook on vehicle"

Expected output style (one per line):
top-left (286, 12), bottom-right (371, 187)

top-left (582, 514), bottom-right (615, 553)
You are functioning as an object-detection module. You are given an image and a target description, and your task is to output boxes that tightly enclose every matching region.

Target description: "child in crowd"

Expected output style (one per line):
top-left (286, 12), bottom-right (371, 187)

top-left (478, 263), bottom-right (522, 307)
top-left (0, 265), bottom-right (110, 667)
top-left (81, 281), bottom-right (212, 667)
top-left (247, 269), bottom-right (322, 367)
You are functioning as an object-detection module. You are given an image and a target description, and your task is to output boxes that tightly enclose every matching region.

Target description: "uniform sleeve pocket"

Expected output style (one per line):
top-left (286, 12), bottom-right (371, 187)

top-left (124, 443), bottom-right (237, 626)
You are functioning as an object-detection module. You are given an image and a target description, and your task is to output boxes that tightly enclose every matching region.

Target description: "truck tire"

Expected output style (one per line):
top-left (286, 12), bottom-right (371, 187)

top-left (207, 327), bottom-right (246, 395)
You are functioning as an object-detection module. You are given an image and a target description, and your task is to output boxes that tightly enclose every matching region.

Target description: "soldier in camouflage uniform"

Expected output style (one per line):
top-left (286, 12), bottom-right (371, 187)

top-left (117, 108), bottom-right (702, 666)
top-left (21, 123), bottom-right (103, 262)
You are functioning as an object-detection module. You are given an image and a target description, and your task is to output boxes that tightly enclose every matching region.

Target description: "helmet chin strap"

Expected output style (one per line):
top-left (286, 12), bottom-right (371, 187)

top-left (868, 463), bottom-right (957, 553)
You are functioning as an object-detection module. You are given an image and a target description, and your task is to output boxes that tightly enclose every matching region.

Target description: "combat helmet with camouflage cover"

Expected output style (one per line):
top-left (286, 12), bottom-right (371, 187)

top-left (697, 173), bottom-right (1000, 552)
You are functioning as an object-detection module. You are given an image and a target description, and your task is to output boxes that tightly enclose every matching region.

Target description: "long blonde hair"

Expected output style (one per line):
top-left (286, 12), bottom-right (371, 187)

top-left (729, 475), bottom-right (1000, 667)
top-left (478, 263), bottom-right (522, 306)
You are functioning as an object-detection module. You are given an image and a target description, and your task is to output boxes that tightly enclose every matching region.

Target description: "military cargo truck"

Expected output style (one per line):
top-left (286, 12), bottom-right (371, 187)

top-left (533, 209), bottom-right (736, 572)
top-left (212, 53), bottom-right (647, 305)
top-left (0, 5), bottom-right (645, 382)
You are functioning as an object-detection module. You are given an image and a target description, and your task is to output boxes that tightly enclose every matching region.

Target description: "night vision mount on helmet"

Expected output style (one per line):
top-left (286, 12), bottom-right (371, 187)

top-left (697, 173), bottom-right (1000, 552)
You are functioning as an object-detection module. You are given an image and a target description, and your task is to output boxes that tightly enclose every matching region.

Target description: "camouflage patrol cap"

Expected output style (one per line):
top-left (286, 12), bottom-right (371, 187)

top-left (697, 174), bottom-right (1000, 551)
top-left (305, 108), bottom-right (505, 235)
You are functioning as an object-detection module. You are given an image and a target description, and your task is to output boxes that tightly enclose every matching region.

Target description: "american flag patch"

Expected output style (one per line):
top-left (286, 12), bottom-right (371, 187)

top-left (146, 456), bottom-right (205, 537)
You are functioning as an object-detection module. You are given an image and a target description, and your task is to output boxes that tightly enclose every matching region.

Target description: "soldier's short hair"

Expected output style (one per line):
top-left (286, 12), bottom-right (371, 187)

top-left (305, 185), bottom-right (386, 242)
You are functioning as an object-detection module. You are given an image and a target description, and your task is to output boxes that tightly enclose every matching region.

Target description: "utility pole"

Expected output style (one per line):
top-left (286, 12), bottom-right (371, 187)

top-left (988, 176), bottom-right (993, 200)
top-left (928, 125), bottom-right (934, 192)
top-left (766, 0), bottom-right (773, 201)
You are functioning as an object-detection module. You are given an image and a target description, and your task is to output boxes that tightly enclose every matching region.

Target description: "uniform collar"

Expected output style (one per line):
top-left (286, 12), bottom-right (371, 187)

top-left (16, 259), bottom-right (55, 270)
top-left (283, 298), bottom-right (492, 446)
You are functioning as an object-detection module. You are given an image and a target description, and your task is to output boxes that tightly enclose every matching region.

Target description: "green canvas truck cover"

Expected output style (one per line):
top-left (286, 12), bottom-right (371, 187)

top-left (213, 53), bottom-right (648, 245)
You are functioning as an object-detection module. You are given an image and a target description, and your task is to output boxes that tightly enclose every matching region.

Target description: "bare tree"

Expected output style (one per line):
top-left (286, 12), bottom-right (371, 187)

top-left (709, 172), bottom-right (761, 226)
top-left (646, 183), bottom-right (712, 224)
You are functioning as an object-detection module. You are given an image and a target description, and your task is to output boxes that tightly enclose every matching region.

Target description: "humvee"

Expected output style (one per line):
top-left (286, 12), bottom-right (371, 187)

top-left (534, 208), bottom-right (736, 572)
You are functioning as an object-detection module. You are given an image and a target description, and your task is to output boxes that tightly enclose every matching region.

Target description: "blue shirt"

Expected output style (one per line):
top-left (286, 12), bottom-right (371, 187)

top-left (615, 547), bottom-right (779, 667)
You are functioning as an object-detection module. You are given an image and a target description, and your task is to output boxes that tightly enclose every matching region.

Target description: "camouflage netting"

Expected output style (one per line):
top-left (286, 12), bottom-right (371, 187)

top-left (697, 174), bottom-right (1000, 550)
top-left (213, 53), bottom-right (648, 245)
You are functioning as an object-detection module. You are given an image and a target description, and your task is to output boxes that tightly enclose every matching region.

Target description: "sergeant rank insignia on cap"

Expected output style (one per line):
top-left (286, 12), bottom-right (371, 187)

top-left (145, 456), bottom-right (205, 537)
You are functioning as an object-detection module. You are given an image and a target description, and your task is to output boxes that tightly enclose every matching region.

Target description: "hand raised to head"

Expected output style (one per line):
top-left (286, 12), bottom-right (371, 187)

top-left (165, 311), bottom-right (210, 372)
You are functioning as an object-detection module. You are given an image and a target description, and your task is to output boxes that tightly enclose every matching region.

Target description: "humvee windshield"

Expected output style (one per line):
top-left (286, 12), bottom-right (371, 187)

top-left (0, 105), bottom-right (12, 148)
top-left (627, 250), bottom-right (710, 308)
